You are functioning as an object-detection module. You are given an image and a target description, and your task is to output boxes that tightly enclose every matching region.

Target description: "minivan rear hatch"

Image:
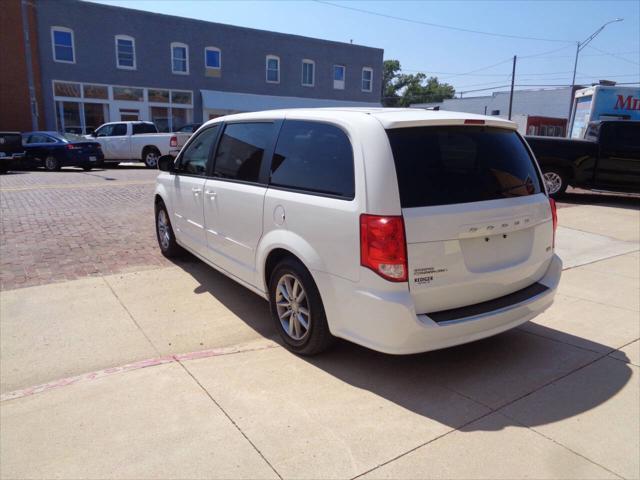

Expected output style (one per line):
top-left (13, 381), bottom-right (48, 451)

top-left (386, 125), bottom-right (554, 315)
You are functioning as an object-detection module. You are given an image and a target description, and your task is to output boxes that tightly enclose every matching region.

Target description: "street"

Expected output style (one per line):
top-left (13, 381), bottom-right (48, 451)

top-left (0, 166), bottom-right (638, 479)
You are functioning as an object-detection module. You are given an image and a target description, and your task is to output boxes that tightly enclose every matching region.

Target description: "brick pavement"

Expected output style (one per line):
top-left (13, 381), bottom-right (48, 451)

top-left (0, 167), bottom-right (170, 290)
top-left (1, 167), bottom-right (637, 291)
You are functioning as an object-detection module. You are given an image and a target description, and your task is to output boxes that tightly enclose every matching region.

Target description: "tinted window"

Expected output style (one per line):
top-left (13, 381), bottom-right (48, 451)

top-left (176, 126), bottom-right (219, 176)
top-left (132, 123), bottom-right (158, 135)
top-left (26, 134), bottom-right (57, 144)
top-left (213, 123), bottom-right (272, 183)
top-left (96, 124), bottom-right (127, 137)
top-left (387, 126), bottom-right (542, 208)
top-left (603, 123), bottom-right (640, 150)
top-left (270, 120), bottom-right (354, 198)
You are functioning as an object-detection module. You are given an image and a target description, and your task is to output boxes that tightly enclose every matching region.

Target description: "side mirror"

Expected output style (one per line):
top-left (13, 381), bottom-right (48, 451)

top-left (158, 155), bottom-right (175, 172)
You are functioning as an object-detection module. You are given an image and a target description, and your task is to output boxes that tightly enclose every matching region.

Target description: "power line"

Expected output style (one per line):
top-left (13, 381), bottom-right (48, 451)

top-left (586, 45), bottom-right (640, 66)
top-left (312, 0), bottom-right (573, 43)
top-left (521, 50), bottom-right (639, 60)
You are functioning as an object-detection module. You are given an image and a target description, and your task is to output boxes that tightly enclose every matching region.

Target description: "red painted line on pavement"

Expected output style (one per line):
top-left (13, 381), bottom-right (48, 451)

top-left (1, 341), bottom-right (278, 403)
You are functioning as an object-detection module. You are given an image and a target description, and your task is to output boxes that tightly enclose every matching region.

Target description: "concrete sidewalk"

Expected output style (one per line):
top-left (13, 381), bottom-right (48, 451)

top-left (1, 203), bottom-right (639, 479)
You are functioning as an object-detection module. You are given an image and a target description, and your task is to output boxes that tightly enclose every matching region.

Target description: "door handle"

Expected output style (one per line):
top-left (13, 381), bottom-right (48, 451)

top-left (192, 187), bottom-right (202, 195)
top-left (205, 190), bottom-right (217, 198)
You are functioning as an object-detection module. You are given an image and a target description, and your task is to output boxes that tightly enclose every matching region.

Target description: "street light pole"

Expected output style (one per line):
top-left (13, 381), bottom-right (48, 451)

top-left (567, 18), bottom-right (623, 133)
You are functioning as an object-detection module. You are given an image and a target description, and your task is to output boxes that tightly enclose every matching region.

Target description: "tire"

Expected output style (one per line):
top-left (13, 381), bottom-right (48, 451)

top-left (143, 147), bottom-right (160, 169)
top-left (44, 155), bottom-right (61, 171)
top-left (268, 258), bottom-right (334, 355)
top-left (542, 168), bottom-right (568, 198)
top-left (155, 201), bottom-right (183, 258)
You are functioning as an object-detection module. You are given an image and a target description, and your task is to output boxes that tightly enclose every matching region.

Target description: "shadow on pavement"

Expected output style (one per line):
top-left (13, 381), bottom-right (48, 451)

top-left (560, 190), bottom-right (640, 211)
top-left (175, 253), bottom-right (633, 432)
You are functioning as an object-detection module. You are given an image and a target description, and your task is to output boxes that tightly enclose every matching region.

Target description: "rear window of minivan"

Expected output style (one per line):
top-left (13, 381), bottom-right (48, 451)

top-left (386, 126), bottom-right (542, 208)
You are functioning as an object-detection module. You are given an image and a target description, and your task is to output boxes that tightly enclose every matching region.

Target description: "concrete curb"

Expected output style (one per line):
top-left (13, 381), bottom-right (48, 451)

top-left (0, 340), bottom-right (279, 403)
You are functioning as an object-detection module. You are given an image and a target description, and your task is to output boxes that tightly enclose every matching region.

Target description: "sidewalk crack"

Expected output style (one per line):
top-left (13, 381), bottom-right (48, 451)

top-left (177, 360), bottom-right (283, 480)
top-left (102, 276), bottom-right (161, 356)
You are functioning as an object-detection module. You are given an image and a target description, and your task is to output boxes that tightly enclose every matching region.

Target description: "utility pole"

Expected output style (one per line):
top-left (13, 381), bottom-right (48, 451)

top-left (21, 0), bottom-right (39, 130)
top-left (508, 55), bottom-right (516, 120)
top-left (566, 18), bottom-right (623, 133)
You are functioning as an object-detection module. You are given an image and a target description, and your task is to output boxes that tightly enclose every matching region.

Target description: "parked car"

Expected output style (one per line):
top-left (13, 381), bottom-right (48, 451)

top-left (22, 131), bottom-right (104, 171)
top-left (154, 108), bottom-right (561, 355)
top-left (174, 123), bottom-right (202, 134)
top-left (0, 132), bottom-right (26, 173)
top-left (526, 120), bottom-right (640, 197)
top-left (87, 121), bottom-right (190, 168)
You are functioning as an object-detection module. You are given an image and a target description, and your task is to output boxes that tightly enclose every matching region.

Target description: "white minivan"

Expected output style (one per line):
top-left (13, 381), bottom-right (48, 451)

top-left (154, 108), bottom-right (561, 355)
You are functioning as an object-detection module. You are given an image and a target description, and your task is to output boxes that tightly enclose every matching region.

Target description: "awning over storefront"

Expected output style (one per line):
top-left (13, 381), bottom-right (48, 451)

top-left (200, 89), bottom-right (381, 113)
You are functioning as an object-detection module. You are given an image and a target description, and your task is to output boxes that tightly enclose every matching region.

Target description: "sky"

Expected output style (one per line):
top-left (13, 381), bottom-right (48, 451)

top-left (88, 0), bottom-right (639, 97)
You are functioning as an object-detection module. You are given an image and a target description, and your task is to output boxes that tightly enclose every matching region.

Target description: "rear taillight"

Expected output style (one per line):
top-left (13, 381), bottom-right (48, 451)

top-left (66, 144), bottom-right (80, 150)
top-left (170, 135), bottom-right (178, 147)
top-left (360, 214), bottom-right (408, 282)
top-left (549, 198), bottom-right (558, 249)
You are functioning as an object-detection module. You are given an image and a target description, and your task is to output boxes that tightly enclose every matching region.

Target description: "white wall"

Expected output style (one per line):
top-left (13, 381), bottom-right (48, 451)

top-left (413, 87), bottom-right (574, 119)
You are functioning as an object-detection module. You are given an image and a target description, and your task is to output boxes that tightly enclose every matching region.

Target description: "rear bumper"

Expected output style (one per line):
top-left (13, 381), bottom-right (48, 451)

top-left (314, 254), bottom-right (562, 355)
top-left (64, 151), bottom-right (104, 166)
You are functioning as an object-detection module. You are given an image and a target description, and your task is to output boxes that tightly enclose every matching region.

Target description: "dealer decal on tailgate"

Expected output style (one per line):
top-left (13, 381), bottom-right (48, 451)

top-left (413, 267), bottom-right (448, 285)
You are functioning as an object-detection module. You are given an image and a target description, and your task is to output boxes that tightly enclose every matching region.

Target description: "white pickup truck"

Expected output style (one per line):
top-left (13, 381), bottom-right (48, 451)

top-left (86, 121), bottom-right (190, 168)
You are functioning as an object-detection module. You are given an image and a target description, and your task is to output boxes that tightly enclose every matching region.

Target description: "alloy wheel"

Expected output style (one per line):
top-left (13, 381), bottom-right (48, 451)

top-left (146, 152), bottom-right (159, 168)
top-left (45, 156), bottom-right (57, 171)
top-left (275, 274), bottom-right (310, 341)
top-left (156, 209), bottom-right (171, 250)
top-left (543, 171), bottom-right (563, 195)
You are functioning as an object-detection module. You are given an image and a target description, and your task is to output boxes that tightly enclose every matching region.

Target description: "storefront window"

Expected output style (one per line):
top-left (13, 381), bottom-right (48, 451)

top-left (148, 89), bottom-right (170, 103)
top-left (113, 86), bottom-right (143, 101)
top-left (84, 103), bottom-right (108, 133)
top-left (150, 106), bottom-right (170, 132)
top-left (54, 81), bottom-right (81, 98)
top-left (171, 91), bottom-right (192, 105)
top-left (171, 108), bottom-right (191, 131)
top-left (83, 84), bottom-right (108, 99)
top-left (56, 101), bottom-right (81, 133)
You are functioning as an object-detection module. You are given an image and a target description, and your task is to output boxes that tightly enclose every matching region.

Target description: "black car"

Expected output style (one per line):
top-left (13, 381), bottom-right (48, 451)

top-left (0, 132), bottom-right (26, 173)
top-left (526, 121), bottom-right (640, 198)
top-left (22, 131), bottom-right (104, 171)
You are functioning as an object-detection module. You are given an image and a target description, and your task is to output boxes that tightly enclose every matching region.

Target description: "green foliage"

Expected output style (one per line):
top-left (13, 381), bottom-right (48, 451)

top-left (382, 59), bottom-right (455, 107)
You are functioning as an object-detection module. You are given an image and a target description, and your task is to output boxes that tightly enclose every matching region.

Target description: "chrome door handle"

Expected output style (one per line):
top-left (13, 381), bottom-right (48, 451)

top-left (205, 190), bottom-right (217, 198)
top-left (192, 188), bottom-right (202, 194)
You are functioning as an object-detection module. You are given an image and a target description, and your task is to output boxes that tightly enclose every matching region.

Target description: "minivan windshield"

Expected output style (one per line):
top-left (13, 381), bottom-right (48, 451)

top-left (386, 126), bottom-right (542, 208)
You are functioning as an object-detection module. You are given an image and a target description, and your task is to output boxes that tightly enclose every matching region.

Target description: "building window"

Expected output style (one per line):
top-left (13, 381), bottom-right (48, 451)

top-left (171, 42), bottom-right (189, 74)
top-left (362, 67), bottom-right (373, 92)
top-left (302, 59), bottom-right (315, 87)
top-left (333, 65), bottom-right (345, 90)
top-left (113, 86), bottom-right (143, 101)
top-left (205, 47), bottom-right (221, 69)
top-left (51, 27), bottom-right (75, 63)
top-left (115, 35), bottom-right (136, 70)
top-left (266, 55), bottom-right (280, 84)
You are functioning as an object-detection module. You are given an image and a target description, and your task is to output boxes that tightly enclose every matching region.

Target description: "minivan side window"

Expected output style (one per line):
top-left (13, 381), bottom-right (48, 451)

top-left (213, 122), bottom-right (273, 183)
top-left (270, 120), bottom-right (354, 199)
top-left (176, 125), bottom-right (219, 176)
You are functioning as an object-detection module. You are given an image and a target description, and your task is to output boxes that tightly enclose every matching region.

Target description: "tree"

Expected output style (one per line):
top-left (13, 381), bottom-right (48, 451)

top-left (382, 59), bottom-right (455, 107)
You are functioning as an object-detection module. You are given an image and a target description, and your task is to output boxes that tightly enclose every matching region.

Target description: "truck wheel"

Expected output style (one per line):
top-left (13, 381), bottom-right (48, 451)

top-left (44, 156), bottom-right (61, 171)
top-left (542, 169), bottom-right (567, 198)
top-left (143, 147), bottom-right (160, 168)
